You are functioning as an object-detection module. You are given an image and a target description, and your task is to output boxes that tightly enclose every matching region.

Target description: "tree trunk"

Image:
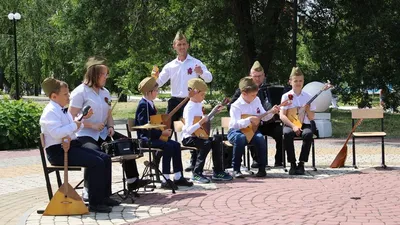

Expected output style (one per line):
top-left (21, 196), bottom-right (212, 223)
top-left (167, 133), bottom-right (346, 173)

top-left (228, 0), bottom-right (285, 74)
top-left (229, 0), bottom-right (256, 71)
top-left (119, 94), bottom-right (127, 102)
top-left (257, 0), bottom-right (286, 74)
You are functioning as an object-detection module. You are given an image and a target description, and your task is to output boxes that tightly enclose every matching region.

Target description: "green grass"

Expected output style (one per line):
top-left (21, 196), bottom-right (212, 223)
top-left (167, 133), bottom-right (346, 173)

top-left (328, 109), bottom-right (398, 138)
top-left (112, 102), bottom-right (400, 139)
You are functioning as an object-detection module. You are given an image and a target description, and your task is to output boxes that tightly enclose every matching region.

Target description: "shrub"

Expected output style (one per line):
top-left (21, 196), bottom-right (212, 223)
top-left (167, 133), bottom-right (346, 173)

top-left (0, 98), bottom-right (43, 150)
top-left (204, 92), bottom-right (226, 108)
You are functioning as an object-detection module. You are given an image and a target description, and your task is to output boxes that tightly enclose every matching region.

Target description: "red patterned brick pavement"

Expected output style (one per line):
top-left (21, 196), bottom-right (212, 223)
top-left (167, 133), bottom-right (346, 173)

top-left (131, 167), bottom-right (400, 225)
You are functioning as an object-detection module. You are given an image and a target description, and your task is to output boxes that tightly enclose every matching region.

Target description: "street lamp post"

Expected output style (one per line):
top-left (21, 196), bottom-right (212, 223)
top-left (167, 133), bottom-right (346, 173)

top-left (292, 0), bottom-right (298, 67)
top-left (8, 12), bottom-right (21, 100)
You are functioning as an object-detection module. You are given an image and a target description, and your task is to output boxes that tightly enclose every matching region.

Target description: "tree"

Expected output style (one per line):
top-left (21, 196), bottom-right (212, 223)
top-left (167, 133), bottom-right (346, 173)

top-left (299, 0), bottom-right (400, 109)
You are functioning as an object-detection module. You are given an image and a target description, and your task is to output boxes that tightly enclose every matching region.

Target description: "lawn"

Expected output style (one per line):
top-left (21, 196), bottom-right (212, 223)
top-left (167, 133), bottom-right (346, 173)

top-left (111, 101), bottom-right (400, 139)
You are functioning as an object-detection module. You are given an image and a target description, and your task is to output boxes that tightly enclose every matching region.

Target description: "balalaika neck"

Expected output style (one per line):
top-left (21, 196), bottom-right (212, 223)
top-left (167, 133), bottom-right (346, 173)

top-left (306, 89), bottom-right (323, 105)
top-left (166, 97), bottom-right (190, 121)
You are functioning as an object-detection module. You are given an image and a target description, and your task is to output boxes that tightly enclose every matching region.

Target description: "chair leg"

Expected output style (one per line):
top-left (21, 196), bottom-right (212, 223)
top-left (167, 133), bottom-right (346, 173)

top-left (265, 136), bottom-right (269, 167)
top-left (352, 137), bottom-right (358, 169)
top-left (44, 170), bottom-right (53, 201)
top-left (381, 137), bottom-right (387, 168)
top-left (242, 149), bottom-right (246, 169)
top-left (246, 147), bottom-right (250, 171)
top-left (282, 134), bottom-right (287, 172)
top-left (311, 140), bottom-right (317, 171)
top-left (55, 170), bottom-right (62, 187)
top-left (74, 179), bottom-right (84, 189)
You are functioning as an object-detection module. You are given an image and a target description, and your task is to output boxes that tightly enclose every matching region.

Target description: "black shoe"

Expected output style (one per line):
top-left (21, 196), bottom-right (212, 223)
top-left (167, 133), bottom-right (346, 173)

top-left (89, 204), bottom-right (112, 213)
top-left (161, 179), bottom-right (178, 190)
top-left (103, 197), bottom-right (120, 206)
top-left (251, 161), bottom-right (259, 168)
top-left (289, 163), bottom-right (297, 175)
top-left (174, 177), bottom-right (194, 187)
top-left (296, 162), bottom-right (305, 175)
top-left (185, 165), bottom-right (195, 172)
top-left (128, 179), bottom-right (151, 191)
top-left (255, 168), bottom-right (267, 177)
top-left (274, 162), bottom-right (283, 167)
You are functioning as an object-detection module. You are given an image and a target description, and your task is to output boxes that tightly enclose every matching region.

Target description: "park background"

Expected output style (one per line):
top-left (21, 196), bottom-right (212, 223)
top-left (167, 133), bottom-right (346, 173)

top-left (1, 0), bottom-right (400, 150)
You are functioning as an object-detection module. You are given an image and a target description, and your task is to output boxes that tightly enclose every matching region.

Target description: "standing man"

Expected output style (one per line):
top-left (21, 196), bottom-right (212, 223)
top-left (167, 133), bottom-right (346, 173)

top-left (228, 61), bottom-right (283, 168)
top-left (155, 31), bottom-right (213, 172)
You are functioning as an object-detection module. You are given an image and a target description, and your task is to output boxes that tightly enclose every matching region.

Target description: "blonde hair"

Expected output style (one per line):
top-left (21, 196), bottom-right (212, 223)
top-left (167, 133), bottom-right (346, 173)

top-left (173, 31), bottom-right (187, 44)
top-left (289, 67), bottom-right (304, 80)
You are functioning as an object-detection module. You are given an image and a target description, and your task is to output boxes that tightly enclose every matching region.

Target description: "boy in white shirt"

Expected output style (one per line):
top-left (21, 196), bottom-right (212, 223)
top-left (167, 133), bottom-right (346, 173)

top-left (228, 77), bottom-right (280, 178)
top-left (181, 78), bottom-right (233, 183)
top-left (39, 78), bottom-right (114, 213)
top-left (280, 67), bottom-right (315, 175)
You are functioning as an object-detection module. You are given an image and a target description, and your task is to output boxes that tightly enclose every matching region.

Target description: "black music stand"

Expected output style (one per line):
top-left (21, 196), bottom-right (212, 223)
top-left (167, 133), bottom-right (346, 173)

top-left (105, 138), bottom-right (142, 203)
top-left (112, 155), bottom-right (142, 203)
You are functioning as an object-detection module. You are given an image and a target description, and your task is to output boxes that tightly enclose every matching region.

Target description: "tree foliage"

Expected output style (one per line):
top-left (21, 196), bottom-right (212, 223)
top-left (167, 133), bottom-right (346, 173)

top-left (0, 0), bottom-right (399, 109)
top-left (299, 0), bottom-right (400, 109)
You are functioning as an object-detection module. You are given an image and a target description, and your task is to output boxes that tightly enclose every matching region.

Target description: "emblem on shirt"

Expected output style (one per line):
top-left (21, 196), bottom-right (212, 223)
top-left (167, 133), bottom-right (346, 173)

top-left (256, 107), bottom-right (260, 114)
top-left (187, 68), bottom-right (193, 75)
top-left (104, 97), bottom-right (112, 106)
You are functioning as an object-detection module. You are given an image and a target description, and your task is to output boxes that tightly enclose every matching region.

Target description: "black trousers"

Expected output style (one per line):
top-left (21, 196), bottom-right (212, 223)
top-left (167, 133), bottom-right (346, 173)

top-left (182, 136), bottom-right (223, 175)
top-left (46, 140), bottom-right (110, 205)
top-left (283, 124), bottom-right (313, 163)
top-left (249, 121), bottom-right (283, 164)
top-left (167, 97), bottom-right (187, 130)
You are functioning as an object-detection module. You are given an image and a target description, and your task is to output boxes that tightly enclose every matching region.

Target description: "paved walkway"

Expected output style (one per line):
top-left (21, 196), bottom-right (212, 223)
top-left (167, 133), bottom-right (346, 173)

top-left (1, 135), bottom-right (400, 225)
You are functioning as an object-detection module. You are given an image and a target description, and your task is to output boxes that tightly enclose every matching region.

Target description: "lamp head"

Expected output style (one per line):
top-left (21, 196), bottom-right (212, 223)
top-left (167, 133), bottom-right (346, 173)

top-left (14, 13), bottom-right (21, 20)
top-left (7, 13), bottom-right (21, 20)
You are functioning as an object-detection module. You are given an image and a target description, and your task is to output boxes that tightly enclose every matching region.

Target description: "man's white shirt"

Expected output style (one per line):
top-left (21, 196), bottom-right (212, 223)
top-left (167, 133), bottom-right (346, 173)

top-left (157, 54), bottom-right (212, 98)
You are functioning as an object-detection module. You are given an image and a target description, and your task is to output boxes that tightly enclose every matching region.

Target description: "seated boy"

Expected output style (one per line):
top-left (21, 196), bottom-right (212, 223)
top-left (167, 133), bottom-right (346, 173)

top-left (181, 78), bottom-right (233, 183)
top-left (135, 77), bottom-right (193, 189)
top-left (39, 78), bottom-right (116, 213)
top-left (279, 67), bottom-right (315, 175)
top-left (228, 77), bottom-right (280, 178)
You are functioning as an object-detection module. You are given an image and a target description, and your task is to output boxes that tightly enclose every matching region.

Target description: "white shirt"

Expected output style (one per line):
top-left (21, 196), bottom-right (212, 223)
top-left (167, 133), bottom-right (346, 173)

top-left (70, 83), bottom-right (111, 141)
top-left (281, 89), bottom-right (316, 124)
top-left (40, 100), bottom-right (80, 148)
top-left (181, 100), bottom-right (203, 139)
top-left (229, 96), bottom-right (273, 130)
top-left (157, 54), bottom-right (212, 98)
top-left (143, 97), bottom-right (155, 110)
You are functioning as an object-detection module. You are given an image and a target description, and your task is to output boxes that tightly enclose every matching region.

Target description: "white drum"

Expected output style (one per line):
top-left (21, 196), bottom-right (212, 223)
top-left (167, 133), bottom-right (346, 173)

top-left (303, 81), bottom-right (333, 112)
